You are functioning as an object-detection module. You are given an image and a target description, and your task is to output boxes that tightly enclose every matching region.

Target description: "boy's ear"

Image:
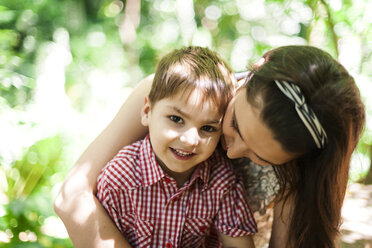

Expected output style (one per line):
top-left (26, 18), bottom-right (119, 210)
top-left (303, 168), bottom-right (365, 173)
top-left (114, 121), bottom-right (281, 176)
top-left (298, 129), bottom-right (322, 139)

top-left (141, 96), bottom-right (151, 127)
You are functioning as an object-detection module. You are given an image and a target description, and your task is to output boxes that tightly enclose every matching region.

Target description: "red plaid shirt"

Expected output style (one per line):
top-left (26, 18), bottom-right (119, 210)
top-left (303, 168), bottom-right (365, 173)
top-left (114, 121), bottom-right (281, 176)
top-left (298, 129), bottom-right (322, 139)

top-left (97, 136), bottom-right (257, 248)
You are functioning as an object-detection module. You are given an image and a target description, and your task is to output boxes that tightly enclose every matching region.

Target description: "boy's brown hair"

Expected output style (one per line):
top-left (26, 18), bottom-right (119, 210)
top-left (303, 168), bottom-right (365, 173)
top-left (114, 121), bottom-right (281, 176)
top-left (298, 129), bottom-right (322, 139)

top-left (148, 46), bottom-right (235, 115)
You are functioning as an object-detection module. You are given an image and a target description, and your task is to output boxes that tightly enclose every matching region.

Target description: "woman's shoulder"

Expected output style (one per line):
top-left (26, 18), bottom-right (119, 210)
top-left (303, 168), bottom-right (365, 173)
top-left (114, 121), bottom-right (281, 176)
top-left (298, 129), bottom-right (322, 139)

top-left (233, 158), bottom-right (279, 247)
top-left (232, 158), bottom-right (279, 214)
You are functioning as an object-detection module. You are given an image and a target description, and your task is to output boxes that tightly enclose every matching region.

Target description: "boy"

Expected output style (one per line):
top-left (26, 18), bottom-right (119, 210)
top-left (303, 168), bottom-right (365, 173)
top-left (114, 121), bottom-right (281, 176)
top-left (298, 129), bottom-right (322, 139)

top-left (97, 46), bottom-right (257, 248)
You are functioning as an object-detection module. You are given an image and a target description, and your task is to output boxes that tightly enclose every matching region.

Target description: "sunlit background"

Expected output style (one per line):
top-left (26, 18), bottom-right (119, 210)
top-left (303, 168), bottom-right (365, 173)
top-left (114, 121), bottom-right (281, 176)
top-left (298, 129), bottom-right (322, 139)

top-left (0, 0), bottom-right (371, 247)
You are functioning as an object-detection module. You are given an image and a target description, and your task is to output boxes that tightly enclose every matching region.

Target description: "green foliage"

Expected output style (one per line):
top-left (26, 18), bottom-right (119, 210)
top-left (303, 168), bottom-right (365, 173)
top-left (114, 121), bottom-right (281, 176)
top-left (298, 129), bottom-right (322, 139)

top-left (1, 136), bottom-right (72, 247)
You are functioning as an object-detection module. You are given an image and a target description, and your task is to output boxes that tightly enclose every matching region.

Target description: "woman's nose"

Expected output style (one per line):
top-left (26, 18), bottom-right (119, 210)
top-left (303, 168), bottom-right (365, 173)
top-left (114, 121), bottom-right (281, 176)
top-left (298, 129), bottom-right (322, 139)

top-left (180, 128), bottom-right (200, 146)
top-left (226, 138), bottom-right (248, 159)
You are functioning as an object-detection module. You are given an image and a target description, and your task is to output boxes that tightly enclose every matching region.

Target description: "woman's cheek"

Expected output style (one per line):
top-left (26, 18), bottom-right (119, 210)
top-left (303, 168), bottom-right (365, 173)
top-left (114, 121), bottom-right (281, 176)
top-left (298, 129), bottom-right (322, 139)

top-left (221, 115), bottom-right (232, 137)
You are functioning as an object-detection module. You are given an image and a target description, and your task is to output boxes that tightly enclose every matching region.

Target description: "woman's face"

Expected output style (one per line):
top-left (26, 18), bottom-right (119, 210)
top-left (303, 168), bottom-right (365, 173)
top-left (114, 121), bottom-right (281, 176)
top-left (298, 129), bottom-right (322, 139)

top-left (221, 88), bottom-right (296, 166)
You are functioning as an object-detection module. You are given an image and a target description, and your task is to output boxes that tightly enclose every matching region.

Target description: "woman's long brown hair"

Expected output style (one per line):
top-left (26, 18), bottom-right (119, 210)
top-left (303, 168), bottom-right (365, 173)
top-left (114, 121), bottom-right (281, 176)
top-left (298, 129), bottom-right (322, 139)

top-left (245, 46), bottom-right (365, 247)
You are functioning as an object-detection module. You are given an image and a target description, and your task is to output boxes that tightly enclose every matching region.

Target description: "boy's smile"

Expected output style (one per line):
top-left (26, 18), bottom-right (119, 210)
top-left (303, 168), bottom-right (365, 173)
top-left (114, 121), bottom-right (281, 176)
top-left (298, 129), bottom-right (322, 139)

top-left (170, 147), bottom-right (196, 160)
top-left (141, 89), bottom-right (223, 184)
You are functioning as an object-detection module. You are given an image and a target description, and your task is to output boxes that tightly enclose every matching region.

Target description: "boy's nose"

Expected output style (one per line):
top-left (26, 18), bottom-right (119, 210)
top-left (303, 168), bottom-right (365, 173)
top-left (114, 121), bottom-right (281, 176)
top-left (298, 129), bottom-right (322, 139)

top-left (180, 128), bottom-right (200, 147)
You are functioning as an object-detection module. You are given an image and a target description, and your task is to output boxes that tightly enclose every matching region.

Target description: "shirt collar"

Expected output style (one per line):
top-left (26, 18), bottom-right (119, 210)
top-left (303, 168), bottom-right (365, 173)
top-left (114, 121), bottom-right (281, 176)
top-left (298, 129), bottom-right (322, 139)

top-left (139, 135), bottom-right (212, 189)
top-left (139, 135), bottom-right (165, 187)
top-left (188, 158), bottom-right (210, 190)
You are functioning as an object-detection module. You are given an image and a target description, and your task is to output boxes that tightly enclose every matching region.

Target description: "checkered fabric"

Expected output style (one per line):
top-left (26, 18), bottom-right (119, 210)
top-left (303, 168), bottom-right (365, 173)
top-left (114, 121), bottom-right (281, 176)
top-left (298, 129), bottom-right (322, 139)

top-left (97, 136), bottom-right (257, 248)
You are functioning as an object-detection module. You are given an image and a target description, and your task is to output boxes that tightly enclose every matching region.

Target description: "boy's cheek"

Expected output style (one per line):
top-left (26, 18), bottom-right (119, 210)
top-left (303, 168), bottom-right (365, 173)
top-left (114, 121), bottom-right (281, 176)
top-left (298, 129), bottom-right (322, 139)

top-left (204, 133), bottom-right (222, 146)
top-left (215, 130), bottom-right (223, 140)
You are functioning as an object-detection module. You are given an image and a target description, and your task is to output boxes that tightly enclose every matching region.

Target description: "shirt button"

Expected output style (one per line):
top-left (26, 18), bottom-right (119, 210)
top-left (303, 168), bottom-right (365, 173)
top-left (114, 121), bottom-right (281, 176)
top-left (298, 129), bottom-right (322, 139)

top-left (165, 242), bottom-right (173, 248)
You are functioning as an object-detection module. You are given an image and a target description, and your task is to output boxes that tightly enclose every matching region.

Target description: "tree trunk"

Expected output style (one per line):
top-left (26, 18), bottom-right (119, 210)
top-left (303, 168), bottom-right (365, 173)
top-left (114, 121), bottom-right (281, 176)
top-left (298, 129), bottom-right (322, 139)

top-left (362, 145), bottom-right (372, 184)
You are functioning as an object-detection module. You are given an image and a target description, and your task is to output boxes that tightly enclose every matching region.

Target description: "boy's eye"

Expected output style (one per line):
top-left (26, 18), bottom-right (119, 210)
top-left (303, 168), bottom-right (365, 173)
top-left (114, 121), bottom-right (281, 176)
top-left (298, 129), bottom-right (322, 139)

top-left (169, 115), bottom-right (183, 124)
top-left (201, 125), bottom-right (217, 133)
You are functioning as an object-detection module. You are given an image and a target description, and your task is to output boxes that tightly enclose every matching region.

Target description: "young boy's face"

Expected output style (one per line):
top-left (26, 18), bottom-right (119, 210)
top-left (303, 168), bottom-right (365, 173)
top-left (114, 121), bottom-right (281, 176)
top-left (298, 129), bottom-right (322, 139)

top-left (141, 89), bottom-right (223, 176)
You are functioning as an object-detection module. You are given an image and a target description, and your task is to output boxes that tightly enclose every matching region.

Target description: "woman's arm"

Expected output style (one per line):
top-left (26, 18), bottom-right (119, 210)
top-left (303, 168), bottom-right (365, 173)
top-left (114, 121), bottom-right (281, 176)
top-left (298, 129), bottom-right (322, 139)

top-left (269, 196), bottom-right (293, 248)
top-left (54, 75), bottom-right (153, 248)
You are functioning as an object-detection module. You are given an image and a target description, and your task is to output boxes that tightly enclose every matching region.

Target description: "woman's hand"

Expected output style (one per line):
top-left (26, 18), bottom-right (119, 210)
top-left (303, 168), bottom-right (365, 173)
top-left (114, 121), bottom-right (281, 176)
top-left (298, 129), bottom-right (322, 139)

top-left (54, 75), bottom-right (153, 248)
top-left (220, 233), bottom-right (255, 248)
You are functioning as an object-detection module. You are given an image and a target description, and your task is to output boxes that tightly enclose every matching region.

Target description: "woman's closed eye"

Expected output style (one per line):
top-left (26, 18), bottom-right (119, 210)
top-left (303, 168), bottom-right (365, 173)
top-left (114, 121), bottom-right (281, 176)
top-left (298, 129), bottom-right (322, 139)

top-left (169, 115), bottom-right (184, 124)
top-left (230, 116), bottom-right (238, 132)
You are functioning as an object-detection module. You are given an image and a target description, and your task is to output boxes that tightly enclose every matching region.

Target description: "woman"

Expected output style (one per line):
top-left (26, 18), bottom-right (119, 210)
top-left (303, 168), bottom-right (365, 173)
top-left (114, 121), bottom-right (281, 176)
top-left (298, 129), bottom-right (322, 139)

top-left (54, 46), bottom-right (365, 248)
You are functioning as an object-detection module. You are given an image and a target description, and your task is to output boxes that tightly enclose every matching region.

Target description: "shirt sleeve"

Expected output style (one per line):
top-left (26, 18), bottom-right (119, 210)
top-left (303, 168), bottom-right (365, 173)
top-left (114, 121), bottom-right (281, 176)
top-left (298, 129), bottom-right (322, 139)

top-left (213, 173), bottom-right (258, 237)
top-left (96, 166), bottom-right (125, 234)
